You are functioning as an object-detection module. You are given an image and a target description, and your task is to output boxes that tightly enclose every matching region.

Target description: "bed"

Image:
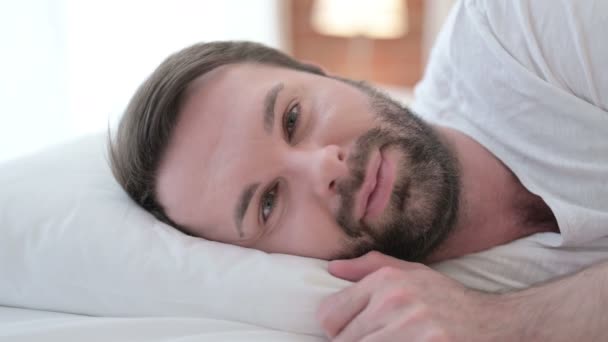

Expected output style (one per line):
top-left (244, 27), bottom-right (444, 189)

top-left (0, 306), bottom-right (323, 341)
top-left (2, 133), bottom-right (606, 341)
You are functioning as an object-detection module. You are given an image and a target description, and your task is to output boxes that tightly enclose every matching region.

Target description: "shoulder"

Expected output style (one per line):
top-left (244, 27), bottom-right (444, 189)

top-left (471, 0), bottom-right (608, 109)
top-left (417, 0), bottom-right (608, 112)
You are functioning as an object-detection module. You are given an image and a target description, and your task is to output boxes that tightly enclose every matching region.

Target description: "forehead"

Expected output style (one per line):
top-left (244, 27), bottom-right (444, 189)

top-left (156, 63), bottom-right (311, 235)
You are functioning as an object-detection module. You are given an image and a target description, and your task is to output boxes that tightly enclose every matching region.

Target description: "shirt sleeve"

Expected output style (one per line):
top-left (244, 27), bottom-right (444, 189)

top-left (476, 0), bottom-right (608, 111)
top-left (411, 0), bottom-right (608, 246)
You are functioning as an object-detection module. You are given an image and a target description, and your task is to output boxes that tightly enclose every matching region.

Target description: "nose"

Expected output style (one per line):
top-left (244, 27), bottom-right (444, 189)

top-left (305, 144), bottom-right (348, 200)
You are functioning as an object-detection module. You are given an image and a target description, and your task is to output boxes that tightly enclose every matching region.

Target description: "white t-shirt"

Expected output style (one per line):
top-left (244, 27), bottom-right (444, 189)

top-left (415, 0), bottom-right (608, 291)
top-left (412, 0), bottom-right (608, 247)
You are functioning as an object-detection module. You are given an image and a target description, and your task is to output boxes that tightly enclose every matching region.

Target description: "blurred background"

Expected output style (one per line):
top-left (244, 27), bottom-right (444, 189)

top-left (0, 0), bottom-right (454, 162)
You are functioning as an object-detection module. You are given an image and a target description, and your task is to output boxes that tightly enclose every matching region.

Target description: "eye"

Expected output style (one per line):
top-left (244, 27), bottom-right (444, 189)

top-left (283, 103), bottom-right (300, 142)
top-left (260, 182), bottom-right (279, 223)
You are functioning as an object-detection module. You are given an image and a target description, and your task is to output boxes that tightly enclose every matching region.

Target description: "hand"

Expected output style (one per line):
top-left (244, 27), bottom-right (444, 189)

top-left (317, 251), bottom-right (498, 342)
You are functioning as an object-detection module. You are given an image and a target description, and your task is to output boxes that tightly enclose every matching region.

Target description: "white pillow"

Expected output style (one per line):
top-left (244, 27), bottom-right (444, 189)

top-left (0, 133), bottom-right (349, 335)
top-left (2, 133), bottom-right (604, 335)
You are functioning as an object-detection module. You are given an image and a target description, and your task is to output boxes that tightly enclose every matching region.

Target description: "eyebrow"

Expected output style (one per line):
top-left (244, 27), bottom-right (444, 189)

top-left (233, 83), bottom-right (284, 239)
top-left (234, 182), bottom-right (260, 238)
top-left (263, 83), bottom-right (284, 134)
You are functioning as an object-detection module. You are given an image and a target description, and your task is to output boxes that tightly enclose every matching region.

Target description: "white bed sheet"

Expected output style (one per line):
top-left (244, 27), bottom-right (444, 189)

top-left (0, 306), bottom-right (325, 342)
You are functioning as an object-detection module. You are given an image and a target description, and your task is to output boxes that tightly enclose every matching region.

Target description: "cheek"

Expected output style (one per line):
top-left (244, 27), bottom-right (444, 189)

top-left (314, 110), bottom-right (376, 147)
top-left (313, 91), bottom-right (376, 140)
top-left (258, 203), bottom-right (348, 259)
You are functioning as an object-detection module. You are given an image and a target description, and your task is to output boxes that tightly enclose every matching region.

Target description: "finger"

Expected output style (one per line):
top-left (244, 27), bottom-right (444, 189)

top-left (329, 251), bottom-right (419, 282)
top-left (330, 302), bottom-right (388, 342)
top-left (317, 281), bottom-right (371, 339)
top-left (359, 319), bottom-right (443, 342)
top-left (334, 287), bottom-right (419, 342)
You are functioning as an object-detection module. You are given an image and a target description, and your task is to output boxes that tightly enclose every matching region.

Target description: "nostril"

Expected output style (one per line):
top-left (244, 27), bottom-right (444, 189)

top-left (329, 180), bottom-right (336, 190)
top-left (337, 151), bottom-right (344, 161)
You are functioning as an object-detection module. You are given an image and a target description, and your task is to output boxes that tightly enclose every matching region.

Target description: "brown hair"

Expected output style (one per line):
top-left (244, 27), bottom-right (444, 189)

top-left (108, 41), bottom-right (325, 229)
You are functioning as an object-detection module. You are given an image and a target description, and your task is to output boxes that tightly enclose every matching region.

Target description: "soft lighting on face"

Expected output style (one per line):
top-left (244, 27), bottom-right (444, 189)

top-left (311, 0), bottom-right (408, 39)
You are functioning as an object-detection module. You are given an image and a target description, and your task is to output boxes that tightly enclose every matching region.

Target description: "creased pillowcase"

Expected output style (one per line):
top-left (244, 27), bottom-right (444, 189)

top-left (2, 133), bottom-right (606, 336)
top-left (0, 133), bottom-right (349, 336)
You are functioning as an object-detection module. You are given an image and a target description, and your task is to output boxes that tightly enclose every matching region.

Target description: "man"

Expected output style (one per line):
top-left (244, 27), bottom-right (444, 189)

top-left (110, 0), bottom-right (607, 340)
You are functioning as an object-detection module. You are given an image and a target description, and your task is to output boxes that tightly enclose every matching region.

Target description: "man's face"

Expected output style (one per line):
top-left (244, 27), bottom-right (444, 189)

top-left (157, 63), bottom-right (459, 262)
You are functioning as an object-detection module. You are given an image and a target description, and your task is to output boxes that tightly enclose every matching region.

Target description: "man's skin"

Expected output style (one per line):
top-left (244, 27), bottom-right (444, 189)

top-left (154, 62), bottom-right (604, 340)
top-left (156, 62), bottom-right (555, 261)
top-left (318, 251), bottom-right (607, 341)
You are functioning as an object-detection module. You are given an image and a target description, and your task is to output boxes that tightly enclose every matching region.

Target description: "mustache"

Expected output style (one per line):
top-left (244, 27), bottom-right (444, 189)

top-left (327, 79), bottom-right (461, 262)
top-left (334, 127), bottom-right (392, 238)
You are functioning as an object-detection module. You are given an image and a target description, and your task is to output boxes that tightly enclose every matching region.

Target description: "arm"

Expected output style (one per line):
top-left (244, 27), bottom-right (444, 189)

top-left (498, 259), bottom-right (607, 341)
top-left (318, 251), bottom-right (608, 341)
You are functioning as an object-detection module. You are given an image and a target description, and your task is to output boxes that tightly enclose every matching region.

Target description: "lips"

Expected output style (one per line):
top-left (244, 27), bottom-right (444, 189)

top-left (355, 147), bottom-right (396, 222)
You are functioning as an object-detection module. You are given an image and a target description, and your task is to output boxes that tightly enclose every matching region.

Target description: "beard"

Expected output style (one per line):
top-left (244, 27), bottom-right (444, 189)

top-left (332, 79), bottom-right (460, 262)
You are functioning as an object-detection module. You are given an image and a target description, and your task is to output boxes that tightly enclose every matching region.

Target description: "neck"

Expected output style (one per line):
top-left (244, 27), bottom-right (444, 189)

top-left (425, 126), bottom-right (557, 263)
